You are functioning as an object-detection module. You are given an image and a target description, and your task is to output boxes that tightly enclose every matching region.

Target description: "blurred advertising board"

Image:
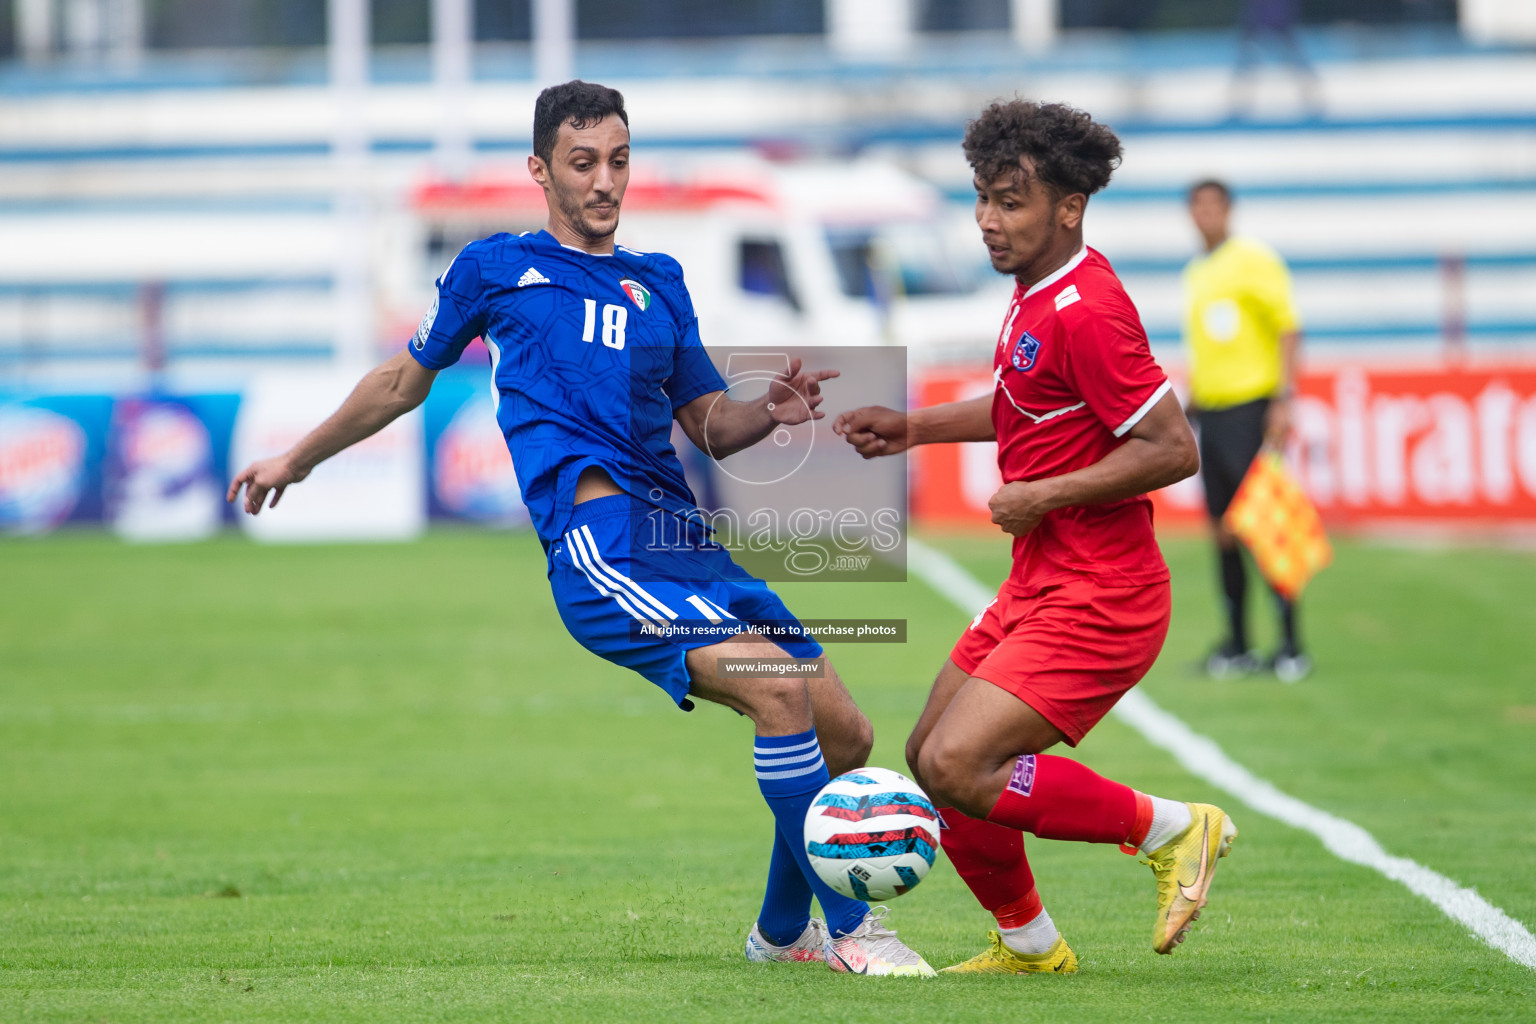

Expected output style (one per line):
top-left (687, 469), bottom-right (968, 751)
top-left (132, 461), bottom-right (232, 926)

top-left (423, 375), bottom-right (529, 528)
top-left (1, 395), bottom-right (121, 534)
top-left (0, 374), bottom-right (520, 540)
top-left (231, 374), bottom-right (424, 543)
top-left (913, 363), bottom-right (1536, 533)
top-left (105, 396), bottom-right (233, 542)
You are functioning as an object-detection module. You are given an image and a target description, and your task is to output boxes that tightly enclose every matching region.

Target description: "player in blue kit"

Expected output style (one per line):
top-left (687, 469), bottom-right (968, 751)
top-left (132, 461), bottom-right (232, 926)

top-left (227, 80), bottom-right (932, 977)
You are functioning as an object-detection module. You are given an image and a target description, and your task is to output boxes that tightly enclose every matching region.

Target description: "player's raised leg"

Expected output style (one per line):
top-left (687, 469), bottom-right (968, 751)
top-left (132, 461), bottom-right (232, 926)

top-left (905, 660), bottom-right (1075, 973)
top-left (687, 635), bottom-right (934, 977)
top-left (916, 675), bottom-right (1236, 956)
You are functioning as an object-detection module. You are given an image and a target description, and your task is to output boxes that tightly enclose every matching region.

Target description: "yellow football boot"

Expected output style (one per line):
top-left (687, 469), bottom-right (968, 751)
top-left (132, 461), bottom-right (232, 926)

top-left (1145, 802), bottom-right (1238, 954)
top-left (940, 931), bottom-right (1078, 975)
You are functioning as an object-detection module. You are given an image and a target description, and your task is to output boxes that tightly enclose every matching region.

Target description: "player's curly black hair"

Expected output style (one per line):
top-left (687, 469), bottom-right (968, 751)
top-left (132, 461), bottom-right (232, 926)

top-left (963, 100), bottom-right (1123, 200)
top-left (533, 80), bottom-right (629, 164)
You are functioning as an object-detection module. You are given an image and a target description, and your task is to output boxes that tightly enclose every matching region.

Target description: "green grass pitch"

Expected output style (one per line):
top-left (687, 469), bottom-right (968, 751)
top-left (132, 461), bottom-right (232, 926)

top-left (2, 529), bottom-right (1534, 1022)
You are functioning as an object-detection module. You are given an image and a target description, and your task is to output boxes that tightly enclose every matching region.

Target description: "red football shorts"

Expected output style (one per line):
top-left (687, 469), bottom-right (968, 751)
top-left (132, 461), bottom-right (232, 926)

top-left (948, 577), bottom-right (1172, 746)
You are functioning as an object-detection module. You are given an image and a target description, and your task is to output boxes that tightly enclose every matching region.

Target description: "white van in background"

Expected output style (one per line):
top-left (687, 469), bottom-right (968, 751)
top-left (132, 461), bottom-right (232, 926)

top-left (385, 155), bottom-right (1006, 361)
top-left (0, 154), bottom-right (1003, 387)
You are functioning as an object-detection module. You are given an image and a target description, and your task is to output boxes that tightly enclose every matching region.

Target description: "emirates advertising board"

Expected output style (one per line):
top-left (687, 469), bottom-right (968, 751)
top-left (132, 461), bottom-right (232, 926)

top-left (913, 363), bottom-right (1536, 533)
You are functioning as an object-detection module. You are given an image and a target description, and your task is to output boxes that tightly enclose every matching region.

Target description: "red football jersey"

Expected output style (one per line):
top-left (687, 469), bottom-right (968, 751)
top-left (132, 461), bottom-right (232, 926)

top-left (990, 247), bottom-right (1173, 594)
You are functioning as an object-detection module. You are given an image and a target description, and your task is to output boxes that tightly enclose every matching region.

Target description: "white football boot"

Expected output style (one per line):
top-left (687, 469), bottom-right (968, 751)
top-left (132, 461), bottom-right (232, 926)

top-left (824, 907), bottom-right (936, 977)
top-left (745, 917), bottom-right (829, 964)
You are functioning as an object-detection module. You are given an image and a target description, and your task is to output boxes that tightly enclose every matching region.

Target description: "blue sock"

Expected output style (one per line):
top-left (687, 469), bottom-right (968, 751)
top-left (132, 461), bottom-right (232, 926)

top-left (754, 730), bottom-right (869, 939)
top-left (757, 828), bottom-right (813, 948)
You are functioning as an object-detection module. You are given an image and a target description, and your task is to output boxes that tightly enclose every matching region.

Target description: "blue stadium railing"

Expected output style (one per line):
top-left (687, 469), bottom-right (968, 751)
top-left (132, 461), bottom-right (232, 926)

top-left (0, 277), bottom-right (336, 366)
top-left (3, 110), bottom-right (1534, 167)
top-left (0, 23), bottom-right (1496, 94)
top-left (1, 255), bottom-right (1532, 367)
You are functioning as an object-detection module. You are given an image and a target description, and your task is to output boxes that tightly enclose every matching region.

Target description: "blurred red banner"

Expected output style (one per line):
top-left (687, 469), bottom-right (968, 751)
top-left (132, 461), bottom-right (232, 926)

top-left (913, 363), bottom-right (1536, 531)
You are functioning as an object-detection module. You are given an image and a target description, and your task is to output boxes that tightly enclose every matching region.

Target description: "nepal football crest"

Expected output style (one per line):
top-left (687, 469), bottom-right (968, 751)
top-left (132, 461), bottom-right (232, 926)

top-left (1010, 331), bottom-right (1042, 372)
top-left (619, 278), bottom-right (651, 311)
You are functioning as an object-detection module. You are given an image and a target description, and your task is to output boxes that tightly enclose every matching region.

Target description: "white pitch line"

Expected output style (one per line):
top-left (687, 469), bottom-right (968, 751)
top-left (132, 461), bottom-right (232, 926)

top-left (906, 536), bottom-right (1536, 971)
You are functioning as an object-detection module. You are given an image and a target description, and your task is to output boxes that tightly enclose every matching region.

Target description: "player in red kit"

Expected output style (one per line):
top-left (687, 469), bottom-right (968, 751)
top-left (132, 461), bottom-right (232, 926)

top-left (835, 101), bottom-right (1237, 973)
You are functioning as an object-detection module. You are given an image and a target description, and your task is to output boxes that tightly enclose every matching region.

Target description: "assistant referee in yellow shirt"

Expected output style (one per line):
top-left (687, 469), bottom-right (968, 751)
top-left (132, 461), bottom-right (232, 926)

top-left (1183, 179), bottom-right (1310, 682)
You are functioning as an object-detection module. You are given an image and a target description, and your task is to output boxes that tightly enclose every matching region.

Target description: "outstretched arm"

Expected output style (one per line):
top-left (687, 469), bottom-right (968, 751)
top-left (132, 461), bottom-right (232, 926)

top-left (833, 394), bottom-right (995, 458)
top-left (226, 351), bottom-right (438, 515)
top-left (674, 357), bottom-right (838, 460)
top-left (986, 389), bottom-right (1198, 536)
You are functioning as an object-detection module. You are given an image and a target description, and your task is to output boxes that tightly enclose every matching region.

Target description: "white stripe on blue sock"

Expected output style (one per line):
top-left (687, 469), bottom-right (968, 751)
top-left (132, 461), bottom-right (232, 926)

top-left (754, 751), bottom-right (824, 768)
top-left (753, 732), bottom-right (826, 781)
top-left (754, 736), bottom-right (820, 756)
top-left (756, 755), bottom-right (826, 781)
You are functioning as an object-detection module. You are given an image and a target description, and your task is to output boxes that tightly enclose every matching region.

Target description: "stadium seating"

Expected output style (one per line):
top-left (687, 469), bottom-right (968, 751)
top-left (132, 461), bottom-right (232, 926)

top-left (0, 26), bottom-right (1532, 380)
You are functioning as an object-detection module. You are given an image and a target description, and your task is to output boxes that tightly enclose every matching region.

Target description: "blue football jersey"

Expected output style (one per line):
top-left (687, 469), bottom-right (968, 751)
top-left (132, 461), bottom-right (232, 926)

top-left (407, 229), bottom-right (727, 543)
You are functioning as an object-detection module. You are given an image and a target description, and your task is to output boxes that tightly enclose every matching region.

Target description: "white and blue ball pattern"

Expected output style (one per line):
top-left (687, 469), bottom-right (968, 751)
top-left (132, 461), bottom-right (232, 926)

top-left (804, 767), bottom-right (940, 902)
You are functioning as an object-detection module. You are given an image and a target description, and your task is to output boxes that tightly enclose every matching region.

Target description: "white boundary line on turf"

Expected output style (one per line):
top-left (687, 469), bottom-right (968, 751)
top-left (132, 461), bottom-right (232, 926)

top-left (906, 537), bottom-right (1536, 971)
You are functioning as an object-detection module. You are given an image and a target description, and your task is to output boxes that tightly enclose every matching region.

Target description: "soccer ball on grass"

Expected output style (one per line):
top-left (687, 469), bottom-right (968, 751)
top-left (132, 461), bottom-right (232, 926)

top-left (803, 767), bottom-right (940, 902)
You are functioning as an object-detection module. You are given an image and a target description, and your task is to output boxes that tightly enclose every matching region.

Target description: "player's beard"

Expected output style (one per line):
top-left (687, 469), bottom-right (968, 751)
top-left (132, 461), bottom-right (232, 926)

top-left (553, 180), bottom-right (621, 245)
top-left (990, 233), bottom-right (1052, 280)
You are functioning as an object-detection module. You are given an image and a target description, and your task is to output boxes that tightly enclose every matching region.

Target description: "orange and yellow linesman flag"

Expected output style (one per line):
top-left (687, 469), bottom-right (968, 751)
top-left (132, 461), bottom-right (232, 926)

top-left (1222, 451), bottom-right (1332, 600)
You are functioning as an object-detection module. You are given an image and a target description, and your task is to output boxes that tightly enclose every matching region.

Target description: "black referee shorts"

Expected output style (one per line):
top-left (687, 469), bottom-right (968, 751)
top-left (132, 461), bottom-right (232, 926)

top-left (1196, 397), bottom-right (1270, 521)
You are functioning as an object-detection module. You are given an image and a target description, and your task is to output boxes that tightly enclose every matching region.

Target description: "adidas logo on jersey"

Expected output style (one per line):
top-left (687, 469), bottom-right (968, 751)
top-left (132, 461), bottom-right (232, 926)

top-left (1054, 284), bottom-right (1081, 311)
top-left (518, 266), bottom-right (550, 287)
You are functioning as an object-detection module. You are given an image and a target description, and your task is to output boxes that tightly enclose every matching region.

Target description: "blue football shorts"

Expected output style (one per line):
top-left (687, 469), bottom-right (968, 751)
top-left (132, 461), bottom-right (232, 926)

top-left (546, 494), bottom-right (824, 710)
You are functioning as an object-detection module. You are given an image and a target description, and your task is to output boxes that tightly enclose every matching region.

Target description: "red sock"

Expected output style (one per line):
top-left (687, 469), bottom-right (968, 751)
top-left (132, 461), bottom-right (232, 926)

top-left (936, 806), bottom-right (1036, 913)
top-left (985, 754), bottom-right (1148, 848)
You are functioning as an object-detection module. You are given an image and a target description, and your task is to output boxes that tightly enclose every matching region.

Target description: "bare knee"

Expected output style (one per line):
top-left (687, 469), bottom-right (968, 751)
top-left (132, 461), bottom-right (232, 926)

top-left (916, 736), bottom-right (993, 819)
top-left (737, 675), bottom-right (814, 734)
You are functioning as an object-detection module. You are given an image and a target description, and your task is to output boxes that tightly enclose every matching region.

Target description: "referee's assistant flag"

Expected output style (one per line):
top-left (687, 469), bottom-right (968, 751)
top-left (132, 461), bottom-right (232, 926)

top-left (1222, 452), bottom-right (1332, 599)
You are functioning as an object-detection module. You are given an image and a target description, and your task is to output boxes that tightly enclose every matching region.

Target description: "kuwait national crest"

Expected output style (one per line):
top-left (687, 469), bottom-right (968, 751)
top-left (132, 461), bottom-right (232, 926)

top-left (619, 278), bottom-right (651, 311)
top-left (1010, 330), bottom-right (1042, 372)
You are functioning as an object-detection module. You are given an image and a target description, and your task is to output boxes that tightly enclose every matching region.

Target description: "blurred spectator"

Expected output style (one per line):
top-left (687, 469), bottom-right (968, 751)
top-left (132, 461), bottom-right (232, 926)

top-left (1232, 0), bottom-right (1322, 117)
top-left (1181, 179), bottom-right (1311, 683)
